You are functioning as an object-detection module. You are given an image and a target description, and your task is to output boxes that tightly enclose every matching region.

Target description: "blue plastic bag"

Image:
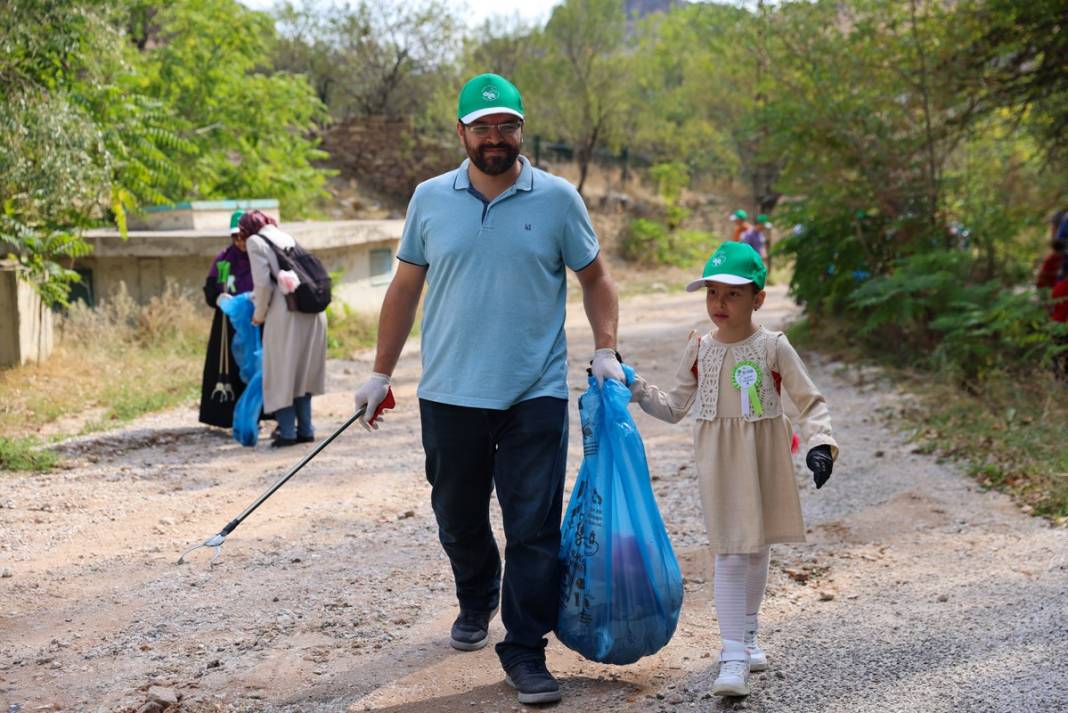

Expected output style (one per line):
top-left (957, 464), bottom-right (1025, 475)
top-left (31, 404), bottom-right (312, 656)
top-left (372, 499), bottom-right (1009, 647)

top-left (218, 294), bottom-right (263, 447)
top-left (556, 368), bottom-right (684, 664)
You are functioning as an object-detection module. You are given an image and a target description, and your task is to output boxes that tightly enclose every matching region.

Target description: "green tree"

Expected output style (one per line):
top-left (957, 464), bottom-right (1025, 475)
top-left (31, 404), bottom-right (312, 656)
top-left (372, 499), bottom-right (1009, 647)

top-left (521, 0), bottom-right (630, 196)
top-left (627, 4), bottom-right (742, 181)
top-left (762, 0), bottom-right (1062, 381)
top-left (135, 0), bottom-right (330, 216)
top-left (765, 0), bottom-right (985, 263)
top-left (0, 0), bottom-right (333, 304)
top-left (955, 0), bottom-right (1068, 168)
top-left (629, 2), bottom-right (783, 213)
top-left (0, 0), bottom-right (183, 303)
top-left (462, 16), bottom-right (541, 86)
top-left (272, 0), bottom-right (462, 121)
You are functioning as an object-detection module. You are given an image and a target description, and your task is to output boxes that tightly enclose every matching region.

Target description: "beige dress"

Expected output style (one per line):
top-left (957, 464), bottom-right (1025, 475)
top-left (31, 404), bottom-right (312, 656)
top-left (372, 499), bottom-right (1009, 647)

top-left (630, 326), bottom-right (838, 554)
top-left (247, 226), bottom-right (327, 415)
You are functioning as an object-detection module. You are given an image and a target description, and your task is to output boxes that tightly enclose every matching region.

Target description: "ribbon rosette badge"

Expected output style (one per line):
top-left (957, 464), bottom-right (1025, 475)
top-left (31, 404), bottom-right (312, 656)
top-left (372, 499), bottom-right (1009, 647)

top-left (731, 360), bottom-right (763, 418)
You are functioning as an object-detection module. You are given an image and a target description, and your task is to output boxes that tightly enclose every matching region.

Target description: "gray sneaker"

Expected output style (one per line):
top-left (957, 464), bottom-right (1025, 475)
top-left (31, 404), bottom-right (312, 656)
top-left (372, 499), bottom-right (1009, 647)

top-left (504, 659), bottom-right (561, 704)
top-left (449, 608), bottom-right (495, 651)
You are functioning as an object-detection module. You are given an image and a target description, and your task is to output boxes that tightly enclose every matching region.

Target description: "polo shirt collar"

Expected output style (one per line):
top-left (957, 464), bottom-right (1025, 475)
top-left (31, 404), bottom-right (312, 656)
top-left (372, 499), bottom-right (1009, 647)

top-left (453, 155), bottom-right (534, 193)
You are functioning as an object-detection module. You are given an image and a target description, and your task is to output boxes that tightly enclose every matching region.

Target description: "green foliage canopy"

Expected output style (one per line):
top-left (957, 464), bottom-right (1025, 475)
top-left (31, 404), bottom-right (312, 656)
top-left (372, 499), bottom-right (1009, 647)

top-left (0, 0), bottom-right (330, 304)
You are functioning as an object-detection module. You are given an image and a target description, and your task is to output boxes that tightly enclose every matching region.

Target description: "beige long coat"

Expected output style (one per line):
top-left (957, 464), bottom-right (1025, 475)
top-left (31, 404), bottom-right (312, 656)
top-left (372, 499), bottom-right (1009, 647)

top-left (247, 226), bottom-right (327, 414)
top-left (630, 327), bottom-right (838, 554)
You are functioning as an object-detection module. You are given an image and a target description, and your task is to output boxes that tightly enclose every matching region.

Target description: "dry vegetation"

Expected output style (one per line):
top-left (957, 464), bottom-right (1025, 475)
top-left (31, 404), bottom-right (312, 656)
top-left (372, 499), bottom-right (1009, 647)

top-left (0, 284), bottom-right (208, 462)
top-left (0, 283), bottom-right (213, 470)
top-left (789, 317), bottom-right (1068, 522)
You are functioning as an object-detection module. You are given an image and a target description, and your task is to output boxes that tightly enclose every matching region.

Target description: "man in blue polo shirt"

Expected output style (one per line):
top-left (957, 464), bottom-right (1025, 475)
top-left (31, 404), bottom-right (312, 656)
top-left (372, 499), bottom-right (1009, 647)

top-left (354, 73), bottom-right (622, 704)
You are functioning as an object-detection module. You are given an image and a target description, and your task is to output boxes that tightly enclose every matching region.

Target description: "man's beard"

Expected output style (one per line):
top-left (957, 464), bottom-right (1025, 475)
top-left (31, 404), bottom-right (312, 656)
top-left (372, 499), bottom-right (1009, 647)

top-left (465, 137), bottom-right (521, 175)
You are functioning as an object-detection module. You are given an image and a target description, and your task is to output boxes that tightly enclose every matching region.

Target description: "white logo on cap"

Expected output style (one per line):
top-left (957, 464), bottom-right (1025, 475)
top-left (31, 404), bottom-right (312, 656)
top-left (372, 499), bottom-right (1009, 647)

top-left (481, 85), bottom-right (500, 101)
top-left (711, 256), bottom-right (725, 266)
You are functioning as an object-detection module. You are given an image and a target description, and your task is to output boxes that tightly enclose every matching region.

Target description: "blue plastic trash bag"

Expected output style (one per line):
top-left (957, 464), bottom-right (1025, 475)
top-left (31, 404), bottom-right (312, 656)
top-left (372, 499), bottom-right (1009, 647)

top-left (556, 367), bottom-right (684, 664)
top-left (218, 293), bottom-right (263, 447)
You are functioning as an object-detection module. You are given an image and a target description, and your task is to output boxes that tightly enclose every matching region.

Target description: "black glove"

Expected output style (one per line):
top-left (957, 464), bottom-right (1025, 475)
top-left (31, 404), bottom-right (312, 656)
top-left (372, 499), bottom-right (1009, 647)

top-left (805, 444), bottom-right (834, 489)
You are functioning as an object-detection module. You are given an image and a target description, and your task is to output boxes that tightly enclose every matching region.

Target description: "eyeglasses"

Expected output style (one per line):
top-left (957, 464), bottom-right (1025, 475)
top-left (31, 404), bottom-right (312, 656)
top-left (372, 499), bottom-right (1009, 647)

top-left (465, 120), bottom-right (523, 138)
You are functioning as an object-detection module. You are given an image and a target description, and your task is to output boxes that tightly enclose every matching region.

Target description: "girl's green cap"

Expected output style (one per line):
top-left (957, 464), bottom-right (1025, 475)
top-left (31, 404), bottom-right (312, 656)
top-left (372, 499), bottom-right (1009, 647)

top-left (229, 210), bottom-right (245, 235)
top-left (686, 241), bottom-right (767, 292)
top-left (458, 73), bottom-right (524, 124)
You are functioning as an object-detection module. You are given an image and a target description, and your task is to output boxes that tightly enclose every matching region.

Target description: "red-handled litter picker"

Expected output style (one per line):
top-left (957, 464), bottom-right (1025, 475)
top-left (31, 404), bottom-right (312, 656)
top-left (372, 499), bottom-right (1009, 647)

top-left (177, 389), bottom-right (395, 566)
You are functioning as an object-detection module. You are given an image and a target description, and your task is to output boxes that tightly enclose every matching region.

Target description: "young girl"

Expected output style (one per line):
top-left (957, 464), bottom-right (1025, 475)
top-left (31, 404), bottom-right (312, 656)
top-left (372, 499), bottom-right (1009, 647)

top-left (627, 241), bottom-right (838, 697)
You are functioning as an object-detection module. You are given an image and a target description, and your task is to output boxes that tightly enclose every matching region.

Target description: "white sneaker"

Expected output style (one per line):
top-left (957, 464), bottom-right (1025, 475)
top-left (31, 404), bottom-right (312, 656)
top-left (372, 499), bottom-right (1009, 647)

top-left (712, 640), bottom-right (750, 697)
top-left (746, 642), bottom-right (768, 672)
top-left (712, 659), bottom-right (750, 697)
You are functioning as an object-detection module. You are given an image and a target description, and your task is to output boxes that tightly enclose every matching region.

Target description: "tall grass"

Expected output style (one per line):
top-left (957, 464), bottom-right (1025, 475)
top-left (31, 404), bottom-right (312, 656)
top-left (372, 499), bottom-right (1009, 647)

top-left (789, 315), bottom-right (1068, 522)
top-left (325, 301), bottom-right (379, 359)
top-left (0, 282), bottom-right (208, 470)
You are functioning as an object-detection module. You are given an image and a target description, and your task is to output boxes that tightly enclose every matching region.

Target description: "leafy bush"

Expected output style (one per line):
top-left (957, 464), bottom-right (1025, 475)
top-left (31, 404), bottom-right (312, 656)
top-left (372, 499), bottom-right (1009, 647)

top-left (847, 250), bottom-right (1067, 382)
top-left (622, 219), bottom-right (710, 267)
top-left (621, 162), bottom-right (710, 267)
top-left (325, 302), bottom-right (378, 359)
top-left (773, 201), bottom-right (909, 313)
top-left (622, 218), bottom-right (669, 264)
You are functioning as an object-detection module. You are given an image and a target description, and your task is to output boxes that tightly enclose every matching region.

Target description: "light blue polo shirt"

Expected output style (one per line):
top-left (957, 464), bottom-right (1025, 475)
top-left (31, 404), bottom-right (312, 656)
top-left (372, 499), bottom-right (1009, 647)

top-left (397, 156), bottom-right (600, 409)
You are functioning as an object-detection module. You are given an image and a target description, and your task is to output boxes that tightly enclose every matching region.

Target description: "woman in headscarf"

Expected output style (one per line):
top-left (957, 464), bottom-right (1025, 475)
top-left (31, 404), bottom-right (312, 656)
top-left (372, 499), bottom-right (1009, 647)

top-left (239, 209), bottom-right (327, 446)
top-left (199, 210), bottom-right (253, 428)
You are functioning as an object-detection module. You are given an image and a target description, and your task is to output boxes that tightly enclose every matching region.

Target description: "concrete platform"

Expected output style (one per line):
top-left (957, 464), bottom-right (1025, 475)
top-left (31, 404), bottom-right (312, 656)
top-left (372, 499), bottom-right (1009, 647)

top-left (78, 220), bottom-right (404, 311)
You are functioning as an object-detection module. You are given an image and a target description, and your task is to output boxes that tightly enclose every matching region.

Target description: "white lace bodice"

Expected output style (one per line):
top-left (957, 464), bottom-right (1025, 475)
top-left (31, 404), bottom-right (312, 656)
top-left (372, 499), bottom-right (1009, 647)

top-left (696, 326), bottom-right (784, 422)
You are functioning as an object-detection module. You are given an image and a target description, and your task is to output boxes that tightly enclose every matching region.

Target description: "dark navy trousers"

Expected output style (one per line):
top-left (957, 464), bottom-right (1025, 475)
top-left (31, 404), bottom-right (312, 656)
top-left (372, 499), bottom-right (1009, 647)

top-left (419, 396), bottom-right (568, 669)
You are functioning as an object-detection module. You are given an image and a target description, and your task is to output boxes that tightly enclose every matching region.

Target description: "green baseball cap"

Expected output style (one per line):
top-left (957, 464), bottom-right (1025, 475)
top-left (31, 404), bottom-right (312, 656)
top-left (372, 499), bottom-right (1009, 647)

top-left (458, 73), bottom-right (524, 124)
top-left (731, 209), bottom-right (748, 221)
top-left (685, 241), bottom-right (767, 292)
top-left (756, 213), bottom-right (769, 224)
top-left (229, 210), bottom-right (244, 235)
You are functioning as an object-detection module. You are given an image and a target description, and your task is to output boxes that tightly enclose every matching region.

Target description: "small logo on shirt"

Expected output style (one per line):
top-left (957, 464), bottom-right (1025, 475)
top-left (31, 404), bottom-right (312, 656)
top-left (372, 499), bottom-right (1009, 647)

top-left (524, 224), bottom-right (532, 231)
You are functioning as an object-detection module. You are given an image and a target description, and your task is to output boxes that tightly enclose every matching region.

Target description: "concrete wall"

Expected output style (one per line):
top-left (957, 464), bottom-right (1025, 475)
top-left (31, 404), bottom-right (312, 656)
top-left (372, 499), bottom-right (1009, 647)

top-left (0, 262), bottom-right (53, 368)
top-left (127, 199), bottom-right (280, 231)
top-left (78, 220), bottom-right (404, 314)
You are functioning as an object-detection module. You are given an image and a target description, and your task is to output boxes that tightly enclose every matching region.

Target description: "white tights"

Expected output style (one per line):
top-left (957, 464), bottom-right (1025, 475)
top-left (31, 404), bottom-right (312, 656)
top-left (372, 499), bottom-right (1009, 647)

top-left (713, 547), bottom-right (770, 644)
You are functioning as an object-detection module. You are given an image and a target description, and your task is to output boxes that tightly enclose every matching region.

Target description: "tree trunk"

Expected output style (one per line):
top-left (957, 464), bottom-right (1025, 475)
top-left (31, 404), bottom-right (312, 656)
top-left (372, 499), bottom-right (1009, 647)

top-left (576, 146), bottom-right (590, 197)
top-left (909, 0), bottom-right (941, 238)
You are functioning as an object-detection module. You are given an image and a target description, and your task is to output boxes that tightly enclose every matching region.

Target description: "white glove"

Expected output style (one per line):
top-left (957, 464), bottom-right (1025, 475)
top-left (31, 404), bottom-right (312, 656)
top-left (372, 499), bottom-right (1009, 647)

top-left (591, 348), bottom-right (625, 387)
top-left (216, 293), bottom-right (233, 307)
top-left (354, 372), bottom-right (391, 431)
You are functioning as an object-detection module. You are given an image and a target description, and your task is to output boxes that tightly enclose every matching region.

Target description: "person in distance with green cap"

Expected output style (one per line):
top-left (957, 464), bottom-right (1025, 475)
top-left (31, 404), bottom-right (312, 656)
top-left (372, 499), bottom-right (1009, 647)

top-left (626, 241), bottom-right (839, 698)
top-left (730, 208), bottom-right (751, 243)
top-left (198, 209), bottom-right (252, 429)
top-left (353, 72), bottom-right (622, 705)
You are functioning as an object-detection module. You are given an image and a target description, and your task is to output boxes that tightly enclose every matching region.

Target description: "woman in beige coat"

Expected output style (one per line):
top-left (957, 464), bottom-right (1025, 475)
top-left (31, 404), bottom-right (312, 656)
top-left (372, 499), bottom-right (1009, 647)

top-left (239, 210), bottom-right (327, 447)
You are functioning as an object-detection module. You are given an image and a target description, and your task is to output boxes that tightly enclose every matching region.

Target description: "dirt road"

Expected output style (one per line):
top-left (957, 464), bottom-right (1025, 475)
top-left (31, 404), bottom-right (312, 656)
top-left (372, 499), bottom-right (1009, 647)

top-left (2, 287), bottom-right (1065, 712)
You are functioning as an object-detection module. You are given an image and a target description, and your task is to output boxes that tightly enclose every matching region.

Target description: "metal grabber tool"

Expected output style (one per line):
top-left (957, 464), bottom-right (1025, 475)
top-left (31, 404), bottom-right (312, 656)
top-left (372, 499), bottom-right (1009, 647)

top-left (177, 388), bottom-right (395, 565)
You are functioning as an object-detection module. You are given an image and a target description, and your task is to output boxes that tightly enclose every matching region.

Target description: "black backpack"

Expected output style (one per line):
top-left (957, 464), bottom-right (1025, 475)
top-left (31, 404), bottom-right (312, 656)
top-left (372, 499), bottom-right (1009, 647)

top-left (261, 236), bottom-right (332, 314)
